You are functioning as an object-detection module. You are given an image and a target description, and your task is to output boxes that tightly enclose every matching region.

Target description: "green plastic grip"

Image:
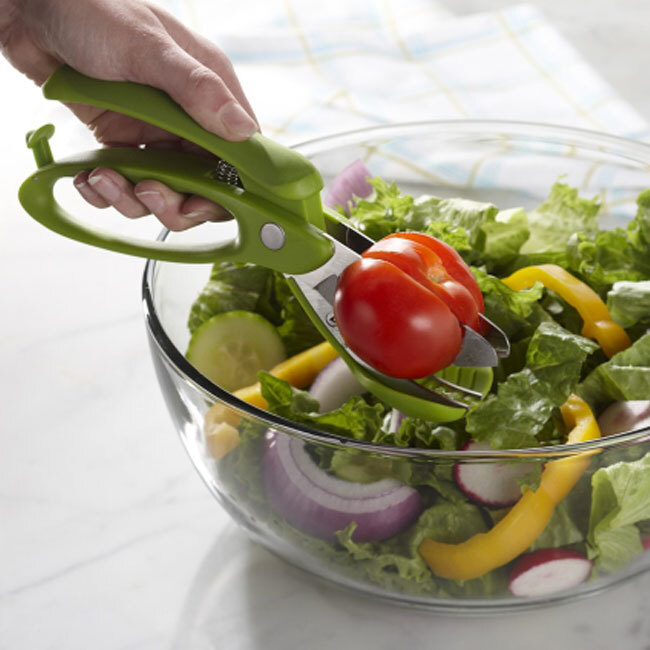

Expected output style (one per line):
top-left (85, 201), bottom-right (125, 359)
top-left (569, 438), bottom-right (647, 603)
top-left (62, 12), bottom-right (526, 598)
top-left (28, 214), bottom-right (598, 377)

top-left (19, 127), bottom-right (332, 272)
top-left (18, 67), bottom-right (335, 271)
top-left (43, 66), bottom-right (325, 225)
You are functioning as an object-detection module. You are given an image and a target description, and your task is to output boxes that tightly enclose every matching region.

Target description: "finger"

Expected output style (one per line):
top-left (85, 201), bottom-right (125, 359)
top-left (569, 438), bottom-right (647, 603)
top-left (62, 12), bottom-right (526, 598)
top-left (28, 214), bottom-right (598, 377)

top-left (149, 6), bottom-right (258, 125)
top-left (181, 194), bottom-right (232, 221)
top-left (87, 168), bottom-right (150, 219)
top-left (73, 170), bottom-right (111, 209)
top-left (134, 180), bottom-right (229, 231)
top-left (0, 28), bottom-right (62, 86)
top-left (124, 33), bottom-right (258, 142)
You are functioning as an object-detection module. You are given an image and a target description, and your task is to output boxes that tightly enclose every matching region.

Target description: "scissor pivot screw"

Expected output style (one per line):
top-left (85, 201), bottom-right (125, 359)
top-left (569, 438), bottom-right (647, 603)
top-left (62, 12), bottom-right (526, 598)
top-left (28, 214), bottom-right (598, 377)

top-left (260, 222), bottom-right (286, 250)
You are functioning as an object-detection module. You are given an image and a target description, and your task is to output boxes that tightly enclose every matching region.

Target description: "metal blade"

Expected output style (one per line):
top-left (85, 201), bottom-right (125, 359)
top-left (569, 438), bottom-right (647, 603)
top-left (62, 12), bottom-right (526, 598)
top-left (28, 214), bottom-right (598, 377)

top-left (479, 313), bottom-right (510, 358)
top-left (452, 315), bottom-right (510, 367)
top-left (287, 238), bottom-right (472, 409)
top-left (453, 325), bottom-right (499, 367)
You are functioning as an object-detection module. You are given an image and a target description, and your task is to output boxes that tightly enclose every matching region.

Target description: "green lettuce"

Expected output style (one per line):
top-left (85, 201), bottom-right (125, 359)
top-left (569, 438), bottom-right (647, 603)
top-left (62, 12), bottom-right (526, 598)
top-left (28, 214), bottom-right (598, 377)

top-left (188, 262), bottom-right (273, 333)
top-left (347, 177), bottom-right (418, 240)
top-left (472, 268), bottom-right (545, 339)
top-left (565, 190), bottom-right (650, 294)
top-left (336, 502), bottom-right (507, 597)
top-left (606, 281), bottom-right (650, 328)
top-left (481, 207), bottom-right (530, 270)
top-left (347, 179), bottom-right (530, 269)
top-left (578, 332), bottom-right (650, 411)
top-left (188, 262), bottom-right (322, 355)
top-left (588, 453), bottom-right (650, 573)
top-left (465, 321), bottom-right (598, 449)
top-left (520, 182), bottom-right (600, 257)
top-left (258, 372), bottom-right (390, 443)
top-left (528, 500), bottom-right (585, 551)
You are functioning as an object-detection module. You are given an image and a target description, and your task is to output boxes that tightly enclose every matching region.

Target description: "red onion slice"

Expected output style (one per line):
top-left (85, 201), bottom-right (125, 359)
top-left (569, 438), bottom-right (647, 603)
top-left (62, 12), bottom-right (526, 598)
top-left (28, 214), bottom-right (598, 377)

top-left (263, 431), bottom-right (422, 542)
top-left (323, 159), bottom-right (373, 215)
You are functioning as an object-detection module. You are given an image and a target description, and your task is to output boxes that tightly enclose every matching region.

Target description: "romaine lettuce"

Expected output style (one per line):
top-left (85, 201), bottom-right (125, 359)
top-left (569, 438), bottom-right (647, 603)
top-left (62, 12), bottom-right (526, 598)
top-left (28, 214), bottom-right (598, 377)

top-left (588, 453), bottom-right (650, 573)
top-left (465, 321), bottom-right (598, 449)
top-left (606, 281), bottom-right (650, 328)
top-left (520, 182), bottom-right (600, 256)
top-left (578, 332), bottom-right (650, 411)
top-left (188, 262), bottom-right (322, 355)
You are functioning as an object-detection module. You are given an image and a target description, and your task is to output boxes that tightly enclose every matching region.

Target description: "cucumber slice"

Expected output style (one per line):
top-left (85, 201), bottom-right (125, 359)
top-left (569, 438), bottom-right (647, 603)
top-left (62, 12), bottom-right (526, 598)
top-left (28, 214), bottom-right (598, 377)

top-left (186, 311), bottom-right (286, 391)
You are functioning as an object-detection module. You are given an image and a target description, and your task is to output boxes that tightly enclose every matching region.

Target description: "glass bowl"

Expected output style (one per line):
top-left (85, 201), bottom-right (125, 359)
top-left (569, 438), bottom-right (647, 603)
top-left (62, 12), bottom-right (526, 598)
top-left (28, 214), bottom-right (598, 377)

top-left (143, 121), bottom-right (650, 612)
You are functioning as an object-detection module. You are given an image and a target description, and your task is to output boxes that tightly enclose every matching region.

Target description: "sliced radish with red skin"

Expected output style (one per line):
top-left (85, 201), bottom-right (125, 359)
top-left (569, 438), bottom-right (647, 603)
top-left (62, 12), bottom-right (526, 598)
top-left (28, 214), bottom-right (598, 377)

top-left (508, 548), bottom-right (592, 597)
top-left (453, 441), bottom-right (538, 508)
top-left (309, 357), bottom-right (366, 413)
top-left (597, 401), bottom-right (650, 436)
top-left (323, 159), bottom-right (373, 214)
top-left (262, 431), bottom-right (423, 542)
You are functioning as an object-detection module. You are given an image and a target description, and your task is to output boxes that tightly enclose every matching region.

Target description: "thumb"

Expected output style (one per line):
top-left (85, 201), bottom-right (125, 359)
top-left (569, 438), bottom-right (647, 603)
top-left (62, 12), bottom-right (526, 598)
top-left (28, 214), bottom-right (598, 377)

top-left (128, 39), bottom-right (258, 141)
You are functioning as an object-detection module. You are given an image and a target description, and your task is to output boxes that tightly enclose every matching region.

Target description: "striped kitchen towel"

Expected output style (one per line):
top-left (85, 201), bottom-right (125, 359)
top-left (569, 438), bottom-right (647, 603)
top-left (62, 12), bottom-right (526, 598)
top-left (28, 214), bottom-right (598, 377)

top-left (166, 0), bottom-right (649, 144)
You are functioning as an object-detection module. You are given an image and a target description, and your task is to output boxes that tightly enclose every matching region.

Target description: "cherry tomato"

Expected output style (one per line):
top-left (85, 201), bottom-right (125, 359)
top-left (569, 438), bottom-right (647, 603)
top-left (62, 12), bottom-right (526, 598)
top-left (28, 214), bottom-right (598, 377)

top-left (333, 233), bottom-right (483, 379)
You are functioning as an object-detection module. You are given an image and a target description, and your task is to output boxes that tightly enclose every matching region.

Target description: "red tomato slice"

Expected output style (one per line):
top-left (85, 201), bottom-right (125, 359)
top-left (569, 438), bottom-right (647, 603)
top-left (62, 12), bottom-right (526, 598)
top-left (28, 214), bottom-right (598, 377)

top-left (334, 232), bottom-right (485, 378)
top-left (334, 257), bottom-right (463, 378)
top-left (385, 232), bottom-right (484, 312)
top-left (363, 236), bottom-right (480, 331)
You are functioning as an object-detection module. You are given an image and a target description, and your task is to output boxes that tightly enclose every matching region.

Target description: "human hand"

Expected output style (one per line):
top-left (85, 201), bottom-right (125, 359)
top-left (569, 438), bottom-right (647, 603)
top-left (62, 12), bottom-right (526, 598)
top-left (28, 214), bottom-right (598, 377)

top-left (1, 0), bottom-right (258, 230)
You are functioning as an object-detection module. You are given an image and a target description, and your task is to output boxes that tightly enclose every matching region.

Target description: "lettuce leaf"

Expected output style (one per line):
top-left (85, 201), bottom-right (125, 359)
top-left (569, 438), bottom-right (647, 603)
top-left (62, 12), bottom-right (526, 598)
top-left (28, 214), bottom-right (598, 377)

top-left (565, 190), bottom-right (650, 294)
top-left (188, 262), bottom-right (273, 333)
top-left (481, 207), bottom-right (530, 270)
top-left (627, 188), bottom-right (650, 252)
top-left (520, 182), bottom-right (600, 256)
top-left (465, 321), bottom-right (598, 448)
top-left (606, 281), bottom-right (650, 328)
top-left (528, 500), bottom-right (585, 551)
top-left (347, 177), bottom-right (418, 240)
top-left (336, 502), bottom-right (507, 598)
top-left (578, 332), bottom-right (650, 411)
top-left (587, 453), bottom-right (650, 572)
top-left (188, 262), bottom-right (322, 355)
top-left (472, 268), bottom-right (545, 339)
top-left (347, 179), bottom-right (530, 269)
top-left (258, 372), bottom-right (390, 443)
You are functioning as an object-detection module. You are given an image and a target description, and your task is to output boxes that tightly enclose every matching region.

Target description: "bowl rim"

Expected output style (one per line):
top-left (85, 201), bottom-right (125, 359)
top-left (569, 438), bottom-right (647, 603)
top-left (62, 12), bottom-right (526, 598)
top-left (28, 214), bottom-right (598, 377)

top-left (142, 118), bottom-right (650, 459)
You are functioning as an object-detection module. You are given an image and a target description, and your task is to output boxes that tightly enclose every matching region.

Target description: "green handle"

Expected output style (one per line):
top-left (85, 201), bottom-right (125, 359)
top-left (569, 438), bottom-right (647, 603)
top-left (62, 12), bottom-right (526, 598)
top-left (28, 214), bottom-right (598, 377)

top-left (19, 66), bottom-right (335, 271)
top-left (43, 66), bottom-right (325, 227)
top-left (19, 126), bottom-right (332, 272)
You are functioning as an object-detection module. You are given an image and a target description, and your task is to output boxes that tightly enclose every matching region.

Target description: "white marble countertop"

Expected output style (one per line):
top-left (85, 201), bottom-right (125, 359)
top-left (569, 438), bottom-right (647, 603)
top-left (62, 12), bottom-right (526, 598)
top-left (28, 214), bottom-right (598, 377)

top-left (3, 2), bottom-right (650, 648)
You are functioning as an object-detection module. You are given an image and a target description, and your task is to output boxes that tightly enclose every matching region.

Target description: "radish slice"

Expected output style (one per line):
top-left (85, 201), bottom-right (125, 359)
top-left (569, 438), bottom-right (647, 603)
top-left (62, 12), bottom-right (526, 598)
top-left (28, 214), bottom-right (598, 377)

top-left (309, 358), bottom-right (366, 413)
top-left (454, 441), bottom-right (537, 508)
top-left (263, 430), bottom-right (423, 542)
top-left (508, 548), bottom-right (592, 597)
top-left (597, 401), bottom-right (650, 436)
top-left (323, 159), bottom-right (373, 215)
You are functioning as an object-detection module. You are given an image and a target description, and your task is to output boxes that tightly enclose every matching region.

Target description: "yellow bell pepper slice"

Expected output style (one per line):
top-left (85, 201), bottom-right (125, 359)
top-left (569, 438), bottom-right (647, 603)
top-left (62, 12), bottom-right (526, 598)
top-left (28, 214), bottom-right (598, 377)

top-left (502, 264), bottom-right (630, 358)
top-left (418, 394), bottom-right (601, 581)
top-left (204, 341), bottom-right (338, 457)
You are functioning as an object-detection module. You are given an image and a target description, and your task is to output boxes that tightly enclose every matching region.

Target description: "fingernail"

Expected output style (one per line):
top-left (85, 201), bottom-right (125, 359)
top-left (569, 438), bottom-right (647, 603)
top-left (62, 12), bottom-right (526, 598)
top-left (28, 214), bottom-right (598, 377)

top-left (219, 103), bottom-right (258, 139)
top-left (87, 172), bottom-right (120, 203)
top-left (135, 190), bottom-right (164, 215)
top-left (182, 210), bottom-right (219, 222)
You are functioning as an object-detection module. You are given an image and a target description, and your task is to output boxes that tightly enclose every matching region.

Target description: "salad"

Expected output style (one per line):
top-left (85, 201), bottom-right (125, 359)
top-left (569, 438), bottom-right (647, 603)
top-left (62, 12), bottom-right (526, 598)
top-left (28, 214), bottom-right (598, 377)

top-left (185, 168), bottom-right (650, 601)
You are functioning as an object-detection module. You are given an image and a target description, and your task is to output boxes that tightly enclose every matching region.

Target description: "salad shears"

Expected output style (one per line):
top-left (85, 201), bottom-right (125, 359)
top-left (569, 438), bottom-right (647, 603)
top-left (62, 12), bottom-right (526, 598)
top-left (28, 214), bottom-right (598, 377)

top-left (19, 66), bottom-right (509, 421)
